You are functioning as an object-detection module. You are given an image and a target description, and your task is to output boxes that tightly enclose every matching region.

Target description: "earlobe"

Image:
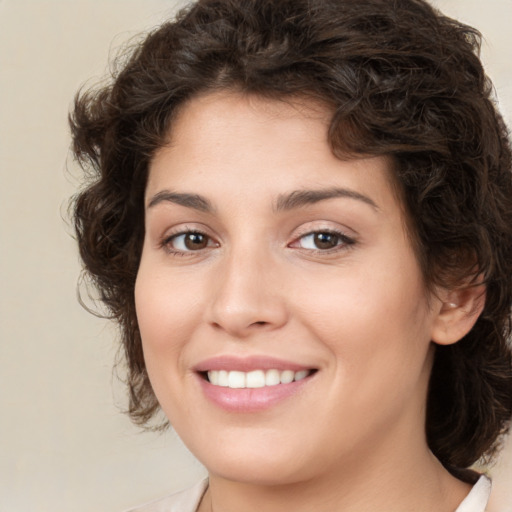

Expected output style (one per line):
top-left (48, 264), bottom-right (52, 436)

top-left (431, 283), bottom-right (486, 346)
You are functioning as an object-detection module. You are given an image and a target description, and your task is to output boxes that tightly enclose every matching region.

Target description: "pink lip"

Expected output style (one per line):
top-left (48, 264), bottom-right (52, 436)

top-left (197, 376), bottom-right (313, 412)
top-left (193, 355), bottom-right (312, 373)
top-left (193, 356), bottom-right (317, 413)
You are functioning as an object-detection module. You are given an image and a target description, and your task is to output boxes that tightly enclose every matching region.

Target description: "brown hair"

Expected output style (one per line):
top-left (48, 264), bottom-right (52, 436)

top-left (70, 0), bottom-right (512, 469)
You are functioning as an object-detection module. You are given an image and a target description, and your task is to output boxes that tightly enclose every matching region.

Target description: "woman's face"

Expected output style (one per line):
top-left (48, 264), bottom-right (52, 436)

top-left (135, 92), bottom-right (443, 485)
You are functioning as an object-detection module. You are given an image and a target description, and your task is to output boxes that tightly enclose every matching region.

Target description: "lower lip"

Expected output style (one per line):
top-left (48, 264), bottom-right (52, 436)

top-left (197, 374), bottom-right (313, 412)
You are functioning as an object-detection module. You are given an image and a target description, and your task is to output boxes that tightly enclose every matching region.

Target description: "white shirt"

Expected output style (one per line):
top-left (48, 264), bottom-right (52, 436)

top-left (126, 475), bottom-right (494, 512)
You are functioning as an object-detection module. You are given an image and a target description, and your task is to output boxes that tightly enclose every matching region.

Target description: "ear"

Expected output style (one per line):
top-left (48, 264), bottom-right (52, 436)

top-left (430, 281), bottom-right (486, 346)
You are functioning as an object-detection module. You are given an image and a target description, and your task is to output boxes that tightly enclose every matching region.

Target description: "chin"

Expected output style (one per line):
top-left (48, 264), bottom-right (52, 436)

top-left (189, 434), bottom-right (323, 486)
top-left (207, 458), bottom-right (313, 487)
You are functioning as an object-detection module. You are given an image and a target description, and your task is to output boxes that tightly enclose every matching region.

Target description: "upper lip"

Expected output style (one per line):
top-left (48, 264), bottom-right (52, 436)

top-left (193, 355), bottom-right (315, 373)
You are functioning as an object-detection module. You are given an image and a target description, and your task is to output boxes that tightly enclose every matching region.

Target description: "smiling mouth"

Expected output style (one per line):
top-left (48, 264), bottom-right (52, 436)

top-left (204, 369), bottom-right (316, 389)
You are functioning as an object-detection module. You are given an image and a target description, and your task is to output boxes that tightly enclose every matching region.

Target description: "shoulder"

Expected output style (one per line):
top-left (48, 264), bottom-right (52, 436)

top-left (124, 479), bottom-right (208, 512)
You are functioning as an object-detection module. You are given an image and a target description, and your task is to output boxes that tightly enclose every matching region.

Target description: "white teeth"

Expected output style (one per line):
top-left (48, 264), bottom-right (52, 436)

top-left (228, 371), bottom-right (246, 388)
top-left (265, 369), bottom-right (280, 386)
top-left (280, 370), bottom-right (295, 384)
top-left (246, 370), bottom-right (266, 388)
top-left (208, 370), bottom-right (219, 385)
top-left (206, 369), bottom-right (312, 388)
top-left (218, 370), bottom-right (229, 387)
top-left (294, 370), bottom-right (309, 381)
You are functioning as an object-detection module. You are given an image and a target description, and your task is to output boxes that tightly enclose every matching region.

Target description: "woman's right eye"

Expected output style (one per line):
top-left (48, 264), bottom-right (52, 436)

top-left (163, 231), bottom-right (216, 253)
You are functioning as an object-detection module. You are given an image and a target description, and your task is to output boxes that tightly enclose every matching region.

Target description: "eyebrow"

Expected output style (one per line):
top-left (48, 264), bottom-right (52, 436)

top-left (274, 187), bottom-right (379, 212)
top-left (147, 187), bottom-right (379, 214)
top-left (147, 190), bottom-right (215, 213)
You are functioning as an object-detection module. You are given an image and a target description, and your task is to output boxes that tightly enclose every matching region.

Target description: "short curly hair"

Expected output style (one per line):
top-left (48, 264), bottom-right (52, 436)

top-left (70, 0), bottom-right (512, 469)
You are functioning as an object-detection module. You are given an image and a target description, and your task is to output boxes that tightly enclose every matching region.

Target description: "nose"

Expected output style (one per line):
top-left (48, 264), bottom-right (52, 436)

top-left (206, 247), bottom-right (289, 338)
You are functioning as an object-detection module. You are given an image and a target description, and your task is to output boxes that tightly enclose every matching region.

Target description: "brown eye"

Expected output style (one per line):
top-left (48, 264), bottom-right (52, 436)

top-left (184, 232), bottom-right (209, 250)
top-left (292, 230), bottom-right (355, 252)
top-left (313, 232), bottom-right (340, 249)
top-left (166, 231), bottom-right (213, 252)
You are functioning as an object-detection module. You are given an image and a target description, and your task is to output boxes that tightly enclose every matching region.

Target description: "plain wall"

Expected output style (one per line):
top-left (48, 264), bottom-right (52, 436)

top-left (0, 1), bottom-right (510, 511)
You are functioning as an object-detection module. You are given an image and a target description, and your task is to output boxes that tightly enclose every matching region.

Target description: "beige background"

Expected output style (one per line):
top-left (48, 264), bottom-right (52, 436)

top-left (0, 1), bottom-right (511, 511)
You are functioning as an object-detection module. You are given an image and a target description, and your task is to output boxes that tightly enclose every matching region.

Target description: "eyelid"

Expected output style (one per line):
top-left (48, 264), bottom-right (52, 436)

top-left (157, 222), bottom-right (357, 256)
top-left (288, 225), bottom-right (357, 252)
top-left (160, 225), bottom-right (219, 255)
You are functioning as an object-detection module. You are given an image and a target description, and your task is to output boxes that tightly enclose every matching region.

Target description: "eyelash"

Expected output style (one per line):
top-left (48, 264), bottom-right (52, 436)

top-left (160, 228), bottom-right (356, 256)
top-left (290, 229), bottom-right (356, 253)
top-left (161, 229), bottom-right (216, 256)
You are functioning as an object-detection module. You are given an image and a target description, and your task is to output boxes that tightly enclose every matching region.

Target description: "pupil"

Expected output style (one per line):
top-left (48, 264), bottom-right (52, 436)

top-left (314, 232), bottom-right (338, 249)
top-left (185, 233), bottom-right (207, 250)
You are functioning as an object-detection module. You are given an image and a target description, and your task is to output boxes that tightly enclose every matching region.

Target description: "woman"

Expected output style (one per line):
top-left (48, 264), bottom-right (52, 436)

top-left (70, 0), bottom-right (512, 510)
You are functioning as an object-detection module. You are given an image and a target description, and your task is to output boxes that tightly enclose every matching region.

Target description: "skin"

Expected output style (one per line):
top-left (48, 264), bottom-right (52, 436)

top-left (135, 92), bottom-right (482, 511)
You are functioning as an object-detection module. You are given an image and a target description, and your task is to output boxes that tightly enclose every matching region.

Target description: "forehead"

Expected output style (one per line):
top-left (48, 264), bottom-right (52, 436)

top-left (163, 91), bottom-right (332, 157)
top-left (147, 91), bottom-right (399, 213)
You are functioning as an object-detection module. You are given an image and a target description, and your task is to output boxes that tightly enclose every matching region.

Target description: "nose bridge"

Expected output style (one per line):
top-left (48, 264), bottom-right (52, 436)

top-left (208, 238), bottom-right (287, 336)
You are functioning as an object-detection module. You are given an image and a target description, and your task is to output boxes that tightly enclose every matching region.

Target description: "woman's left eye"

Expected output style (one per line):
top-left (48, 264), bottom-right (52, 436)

top-left (292, 231), bottom-right (354, 251)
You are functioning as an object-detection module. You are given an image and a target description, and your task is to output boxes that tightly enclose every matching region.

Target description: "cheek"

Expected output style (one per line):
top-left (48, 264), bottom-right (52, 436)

top-left (134, 264), bottom-right (199, 370)
top-left (291, 258), bottom-right (433, 379)
top-left (134, 265), bottom-right (203, 420)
